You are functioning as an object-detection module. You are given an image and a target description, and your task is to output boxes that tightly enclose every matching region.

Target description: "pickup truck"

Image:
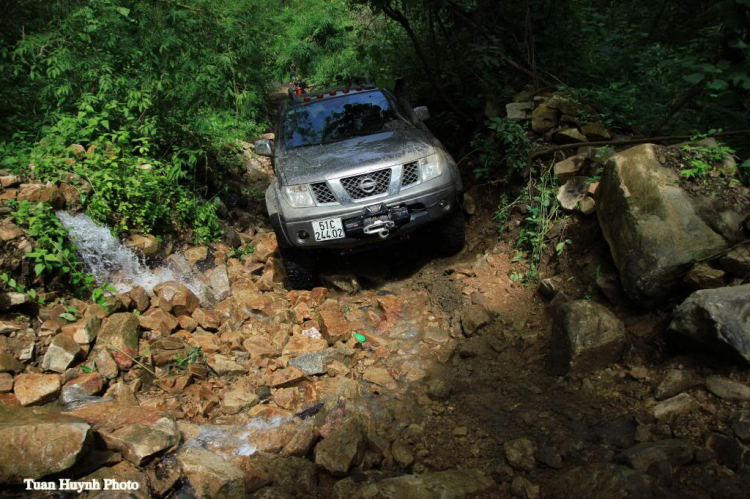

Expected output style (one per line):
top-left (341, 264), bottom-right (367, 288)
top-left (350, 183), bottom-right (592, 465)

top-left (256, 83), bottom-right (464, 289)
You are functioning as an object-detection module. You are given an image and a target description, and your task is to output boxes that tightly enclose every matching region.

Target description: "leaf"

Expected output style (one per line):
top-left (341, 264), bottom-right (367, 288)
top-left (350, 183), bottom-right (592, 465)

top-left (707, 79), bottom-right (728, 91)
top-left (683, 73), bottom-right (705, 84)
top-left (80, 365), bottom-right (94, 373)
top-left (59, 312), bottom-right (76, 322)
top-left (34, 263), bottom-right (45, 276)
top-left (353, 333), bottom-right (367, 343)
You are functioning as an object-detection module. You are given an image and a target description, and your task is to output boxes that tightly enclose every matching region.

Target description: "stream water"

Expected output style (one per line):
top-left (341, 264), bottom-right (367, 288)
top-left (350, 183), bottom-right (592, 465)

top-left (56, 211), bottom-right (206, 296)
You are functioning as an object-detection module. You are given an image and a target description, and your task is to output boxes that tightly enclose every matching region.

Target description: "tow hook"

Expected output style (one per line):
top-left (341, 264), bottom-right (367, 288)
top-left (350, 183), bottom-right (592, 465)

top-left (363, 220), bottom-right (395, 239)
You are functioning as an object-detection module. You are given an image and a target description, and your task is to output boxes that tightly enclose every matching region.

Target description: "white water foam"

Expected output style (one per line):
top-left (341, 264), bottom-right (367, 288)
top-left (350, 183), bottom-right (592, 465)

top-left (56, 211), bottom-right (207, 296)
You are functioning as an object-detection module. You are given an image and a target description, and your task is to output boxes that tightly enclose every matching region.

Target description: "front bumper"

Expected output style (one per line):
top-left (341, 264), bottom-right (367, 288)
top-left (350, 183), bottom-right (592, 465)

top-left (271, 184), bottom-right (460, 250)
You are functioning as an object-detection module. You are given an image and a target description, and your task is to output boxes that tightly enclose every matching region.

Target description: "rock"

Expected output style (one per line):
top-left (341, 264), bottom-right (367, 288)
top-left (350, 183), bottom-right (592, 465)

top-left (314, 416), bottom-right (366, 475)
top-left (579, 197), bottom-right (596, 215)
top-left (683, 263), bottom-right (725, 289)
top-left (553, 154), bottom-right (586, 185)
top-left (427, 378), bottom-right (452, 400)
top-left (552, 128), bottom-right (587, 145)
top-left (207, 265), bottom-right (231, 301)
top-left (65, 402), bottom-right (180, 466)
top-left (531, 103), bottom-right (559, 134)
top-left (719, 246), bottom-right (750, 277)
top-left (730, 411), bottom-right (750, 442)
top-left (615, 440), bottom-right (694, 470)
top-left (705, 375), bottom-right (750, 401)
top-left (14, 374), bottom-right (61, 406)
top-left (63, 316), bottom-right (101, 345)
top-left (458, 337), bottom-right (491, 358)
top-left (207, 354), bottom-right (248, 376)
top-left (222, 389), bottom-right (259, 415)
top-left (347, 469), bottom-right (496, 498)
top-left (193, 307), bottom-right (221, 330)
top-left (0, 223), bottom-right (24, 241)
top-left (95, 313), bottom-right (140, 369)
top-left (511, 476), bottom-right (540, 499)
top-left (667, 285), bottom-right (750, 363)
top-left (184, 246), bottom-right (209, 265)
top-left (289, 348), bottom-right (338, 375)
top-left (125, 234), bottom-right (161, 257)
top-left (318, 307), bottom-right (351, 344)
top-left (92, 348), bottom-right (119, 380)
top-left (321, 275), bottom-right (361, 295)
top-left (177, 447), bottom-right (245, 499)
top-left (0, 373), bottom-right (12, 392)
top-left (42, 333), bottom-right (80, 373)
top-left (0, 407), bottom-right (90, 483)
top-left (547, 301), bottom-right (627, 375)
top-left (138, 308), bottom-right (178, 334)
top-left (461, 305), bottom-right (491, 336)
top-left (153, 281), bottom-right (200, 316)
top-left (0, 319), bottom-right (25, 335)
top-left (252, 232), bottom-right (279, 262)
top-left (269, 367), bottom-right (306, 387)
top-left (504, 438), bottom-right (536, 471)
top-left (557, 176), bottom-right (590, 211)
top-left (392, 438), bottom-right (415, 468)
top-left (597, 144), bottom-right (730, 307)
top-left (282, 420), bottom-right (318, 457)
top-left (651, 393), bottom-right (694, 419)
top-left (462, 193), bottom-right (477, 215)
top-left (581, 122), bottom-right (611, 141)
top-left (0, 175), bottom-right (20, 188)
top-left (363, 366), bottom-right (394, 386)
top-left (64, 372), bottom-right (104, 396)
top-left (506, 102), bottom-right (533, 120)
top-left (707, 433), bottom-right (743, 470)
top-left (129, 286), bottom-right (150, 312)
top-left (551, 464), bottom-right (651, 499)
top-left (654, 369), bottom-right (702, 400)
top-left (0, 293), bottom-right (28, 311)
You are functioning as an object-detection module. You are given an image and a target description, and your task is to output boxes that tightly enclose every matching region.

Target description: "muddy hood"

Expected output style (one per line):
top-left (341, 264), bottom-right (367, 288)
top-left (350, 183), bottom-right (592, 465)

top-left (276, 128), bottom-right (438, 185)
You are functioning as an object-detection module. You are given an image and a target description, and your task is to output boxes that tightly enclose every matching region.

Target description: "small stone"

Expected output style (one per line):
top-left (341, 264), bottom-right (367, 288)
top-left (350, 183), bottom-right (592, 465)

top-left (707, 433), bottom-right (743, 471)
top-left (314, 416), bottom-right (366, 476)
top-left (651, 393), bottom-right (694, 419)
top-left (553, 154), bottom-right (586, 185)
top-left (177, 447), bottom-right (245, 499)
top-left (730, 410), bottom-right (750, 442)
top-left (511, 476), bottom-right (540, 499)
top-left (193, 308), bottom-right (222, 330)
top-left (282, 421), bottom-right (318, 457)
top-left (125, 234), bottom-right (160, 257)
top-left (461, 305), bottom-right (491, 336)
top-left (535, 446), bottom-right (563, 469)
top-left (654, 369), bottom-right (702, 400)
top-left (363, 367), bottom-right (394, 386)
top-left (318, 307), bottom-right (351, 345)
top-left (207, 354), bottom-right (247, 376)
top-left (289, 349), bottom-right (338, 375)
top-left (14, 374), bottom-right (61, 406)
top-left (0, 223), bottom-right (24, 242)
top-left (427, 378), bottom-right (451, 400)
top-left (557, 176), bottom-right (589, 211)
top-left (392, 438), bottom-right (414, 469)
top-left (184, 246), bottom-right (209, 265)
top-left (683, 263), bottom-right (725, 289)
top-left (719, 246), bottom-right (750, 277)
top-left (579, 197), bottom-right (596, 215)
top-left (504, 438), bottom-right (536, 471)
top-left (269, 367), bottom-right (306, 387)
top-left (706, 375), bottom-right (750, 401)
top-left (62, 316), bottom-right (101, 345)
top-left (222, 388), bottom-right (259, 415)
top-left (0, 353), bottom-right (23, 374)
top-left (94, 313), bottom-right (139, 369)
top-left (615, 440), bottom-right (694, 471)
top-left (0, 373), bottom-right (13, 392)
top-left (552, 128), bottom-right (587, 145)
top-left (153, 281), bottom-right (200, 316)
top-left (538, 278), bottom-right (558, 298)
top-left (42, 334), bottom-right (80, 373)
top-left (129, 286), bottom-right (150, 312)
top-left (453, 426), bottom-right (468, 437)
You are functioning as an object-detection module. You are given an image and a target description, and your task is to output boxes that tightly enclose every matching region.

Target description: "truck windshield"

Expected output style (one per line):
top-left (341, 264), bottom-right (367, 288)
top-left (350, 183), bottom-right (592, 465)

top-left (281, 91), bottom-right (398, 150)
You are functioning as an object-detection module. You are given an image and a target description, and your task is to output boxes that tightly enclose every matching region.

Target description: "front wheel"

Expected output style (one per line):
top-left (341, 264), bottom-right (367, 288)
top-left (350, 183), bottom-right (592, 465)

top-left (431, 210), bottom-right (466, 256)
top-left (281, 248), bottom-right (317, 290)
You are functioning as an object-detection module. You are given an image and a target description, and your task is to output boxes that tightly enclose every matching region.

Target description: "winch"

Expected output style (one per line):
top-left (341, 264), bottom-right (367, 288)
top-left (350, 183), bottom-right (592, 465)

top-left (343, 203), bottom-right (410, 240)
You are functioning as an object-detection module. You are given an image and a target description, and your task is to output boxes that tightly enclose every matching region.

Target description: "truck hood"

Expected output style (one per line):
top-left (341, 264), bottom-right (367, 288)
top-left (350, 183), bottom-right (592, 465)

top-left (275, 128), bottom-right (438, 185)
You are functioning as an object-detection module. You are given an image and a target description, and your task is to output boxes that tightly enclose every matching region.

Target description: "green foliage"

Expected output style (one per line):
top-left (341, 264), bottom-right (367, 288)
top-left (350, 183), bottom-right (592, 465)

top-left (10, 200), bottom-right (115, 304)
top-left (679, 140), bottom-right (738, 180)
top-left (472, 118), bottom-right (532, 180)
top-left (176, 347), bottom-right (203, 367)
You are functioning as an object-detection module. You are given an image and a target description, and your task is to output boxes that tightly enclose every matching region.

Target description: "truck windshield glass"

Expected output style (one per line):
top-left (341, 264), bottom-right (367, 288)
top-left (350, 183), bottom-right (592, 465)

top-left (282, 91), bottom-right (397, 150)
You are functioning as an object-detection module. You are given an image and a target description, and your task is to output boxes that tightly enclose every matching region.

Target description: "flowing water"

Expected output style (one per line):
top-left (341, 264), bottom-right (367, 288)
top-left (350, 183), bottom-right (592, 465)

top-left (56, 211), bottom-right (207, 297)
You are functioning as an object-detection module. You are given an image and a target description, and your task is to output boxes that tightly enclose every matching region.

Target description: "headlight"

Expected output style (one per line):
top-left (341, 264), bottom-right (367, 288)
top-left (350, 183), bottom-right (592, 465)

top-left (419, 153), bottom-right (443, 182)
top-left (283, 185), bottom-right (315, 207)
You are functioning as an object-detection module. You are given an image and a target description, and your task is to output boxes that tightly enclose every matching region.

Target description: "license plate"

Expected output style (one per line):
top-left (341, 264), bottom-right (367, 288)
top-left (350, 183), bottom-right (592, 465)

top-left (312, 217), bottom-right (345, 241)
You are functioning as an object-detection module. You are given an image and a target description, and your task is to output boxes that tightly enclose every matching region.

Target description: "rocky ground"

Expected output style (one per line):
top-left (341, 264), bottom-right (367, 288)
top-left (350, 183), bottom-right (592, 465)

top-left (0, 91), bottom-right (750, 498)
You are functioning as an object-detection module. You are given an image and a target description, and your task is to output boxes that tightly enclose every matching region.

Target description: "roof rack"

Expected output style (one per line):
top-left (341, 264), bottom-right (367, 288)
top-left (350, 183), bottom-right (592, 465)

top-left (287, 76), bottom-right (376, 103)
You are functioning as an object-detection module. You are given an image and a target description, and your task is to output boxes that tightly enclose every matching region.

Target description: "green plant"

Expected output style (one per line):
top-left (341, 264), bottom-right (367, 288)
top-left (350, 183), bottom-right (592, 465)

top-left (176, 347), bottom-right (203, 367)
top-left (472, 117), bottom-right (532, 180)
top-left (228, 245), bottom-right (255, 259)
top-left (679, 139), bottom-right (737, 180)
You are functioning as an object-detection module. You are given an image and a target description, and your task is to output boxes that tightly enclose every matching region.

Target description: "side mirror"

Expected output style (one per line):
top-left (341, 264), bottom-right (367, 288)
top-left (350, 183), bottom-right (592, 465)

top-left (254, 139), bottom-right (273, 157)
top-left (414, 106), bottom-right (430, 121)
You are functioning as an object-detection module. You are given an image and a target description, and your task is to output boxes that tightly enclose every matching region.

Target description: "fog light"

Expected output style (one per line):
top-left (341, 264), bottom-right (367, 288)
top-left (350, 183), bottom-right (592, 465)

top-left (298, 230), bottom-right (309, 240)
top-left (439, 198), bottom-right (451, 211)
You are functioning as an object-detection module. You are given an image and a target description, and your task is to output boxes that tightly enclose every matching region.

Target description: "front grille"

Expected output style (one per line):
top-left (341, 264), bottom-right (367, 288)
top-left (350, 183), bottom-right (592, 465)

top-left (340, 168), bottom-right (391, 199)
top-left (310, 182), bottom-right (337, 204)
top-left (401, 161), bottom-right (419, 187)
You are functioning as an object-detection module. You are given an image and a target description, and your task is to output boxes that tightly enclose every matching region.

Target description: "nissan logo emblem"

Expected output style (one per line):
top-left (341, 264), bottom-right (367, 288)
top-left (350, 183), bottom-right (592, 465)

top-left (358, 176), bottom-right (377, 193)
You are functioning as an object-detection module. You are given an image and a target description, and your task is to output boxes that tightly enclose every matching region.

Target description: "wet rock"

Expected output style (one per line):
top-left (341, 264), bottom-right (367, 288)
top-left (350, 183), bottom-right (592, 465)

top-left (64, 372), bottom-right (104, 396)
top-left (0, 407), bottom-right (90, 483)
top-left (129, 286), bottom-right (150, 312)
top-left (705, 375), bottom-right (750, 401)
top-left (14, 373), bottom-right (60, 406)
top-left (461, 305), bottom-right (491, 336)
top-left (707, 433), bottom-right (743, 470)
top-left (184, 246), bottom-right (209, 265)
top-left (125, 233), bottom-right (160, 257)
top-left (547, 301), bottom-right (626, 376)
top-left (511, 476), bottom-right (540, 499)
top-left (282, 420), bottom-right (318, 457)
top-left (668, 284), bottom-right (750, 363)
top-left (730, 411), bottom-right (750, 442)
top-left (95, 312), bottom-right (140, 369)
top-left (615, 440), bottom-right (694, 471)
top-left (343, 469), bottom-right (496, 498)
top-left (683, 263), bottom-right (725, 289)
top-left (504, 438), bottom-right (536, 471)
top-left (597, 144), bottom-right (730, 307)
top-left (654, 369), bottom-right (703, 400)
top-left (553, 154), bottom-right (586, 185)
top-left (42, 333), bottom-right (81, 373)
top-left (207, 264), bottom-right (231, 301)
top-left (557, 176), bottom-right (589, 211)
top-left (651, 393), bottom-right (694, 419)
top-left (207, 354), bottom-right (248, 376)
top-left (153, 281), bottom-right (200, 316)
top-left (138, 308), bottom-right (178, 335)
top-left (65, 402), bottom-right (180, 466)
top-left (552, 463), bottom-right (651, 499)
top-left (177, 447), bottom-right (245, 499)
top-left (719, 246), bottom-right (750, 277)
top-left (314, 416), bottom-right (366, 476)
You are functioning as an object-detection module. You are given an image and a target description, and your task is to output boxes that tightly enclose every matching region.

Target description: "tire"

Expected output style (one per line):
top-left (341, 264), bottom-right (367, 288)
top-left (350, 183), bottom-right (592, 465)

top-left (281, 248), bottom-right (317, 290)
top-left (431, 209), bottom-right (466, 256)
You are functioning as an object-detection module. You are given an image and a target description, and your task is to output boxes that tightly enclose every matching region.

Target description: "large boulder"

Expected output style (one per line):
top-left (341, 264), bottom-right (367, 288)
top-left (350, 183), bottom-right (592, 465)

top-left (0, 407), bottom-right (90, 483)
top-left (547, 301), bottom-right (627, 376)
top-left (667, 284), bottom-right (750, 363)
top-left (597, 144), bottom-right (731, 307)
